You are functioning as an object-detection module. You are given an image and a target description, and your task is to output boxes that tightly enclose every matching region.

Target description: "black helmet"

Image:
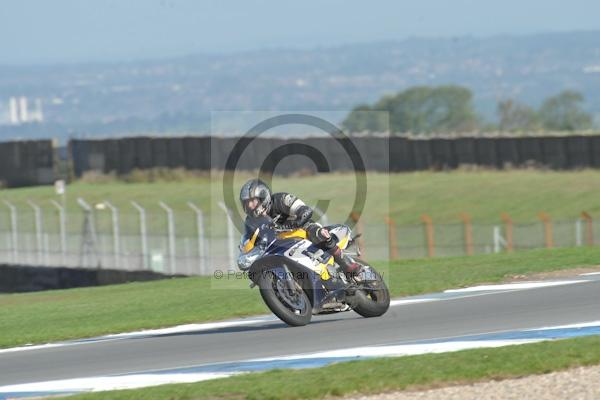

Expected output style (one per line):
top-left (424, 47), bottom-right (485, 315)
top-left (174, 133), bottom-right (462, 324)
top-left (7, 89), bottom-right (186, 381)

top-left (240, 179), bottom-right (272, 218)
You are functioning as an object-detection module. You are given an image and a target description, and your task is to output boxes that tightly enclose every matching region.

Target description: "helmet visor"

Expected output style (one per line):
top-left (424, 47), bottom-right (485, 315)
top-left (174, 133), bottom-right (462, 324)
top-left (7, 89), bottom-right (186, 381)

top-left (242, 197), bottom-right (260, 215)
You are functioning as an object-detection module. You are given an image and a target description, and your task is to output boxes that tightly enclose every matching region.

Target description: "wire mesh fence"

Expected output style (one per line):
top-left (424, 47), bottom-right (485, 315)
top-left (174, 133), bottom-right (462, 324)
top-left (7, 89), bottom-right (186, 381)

top-left (0, 200), bottom-right (597, 275)
top-left (386, 217), bottom-right (599, 260)
top-left (0, 199), bottom-right (213, 276)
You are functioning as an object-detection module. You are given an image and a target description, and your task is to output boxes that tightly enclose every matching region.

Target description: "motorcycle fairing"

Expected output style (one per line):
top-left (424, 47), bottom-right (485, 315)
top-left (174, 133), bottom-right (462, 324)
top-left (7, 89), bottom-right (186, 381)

top-left (248, 240), bottom-right (346, 313)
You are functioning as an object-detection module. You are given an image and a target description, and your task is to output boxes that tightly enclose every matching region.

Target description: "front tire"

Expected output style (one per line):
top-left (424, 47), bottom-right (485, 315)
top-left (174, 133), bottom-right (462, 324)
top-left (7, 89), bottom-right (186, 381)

top-left (258, 270), bottom-right (312, 326)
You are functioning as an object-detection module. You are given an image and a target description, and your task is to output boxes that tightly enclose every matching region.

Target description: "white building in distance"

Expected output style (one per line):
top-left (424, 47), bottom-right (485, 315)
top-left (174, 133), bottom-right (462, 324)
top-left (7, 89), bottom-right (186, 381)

top-left (6, 96), bottom-right (43, 125)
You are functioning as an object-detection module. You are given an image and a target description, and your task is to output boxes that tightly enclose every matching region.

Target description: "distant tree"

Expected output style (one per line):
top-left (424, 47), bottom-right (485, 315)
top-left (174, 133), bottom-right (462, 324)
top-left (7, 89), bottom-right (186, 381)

top-left (342, 85), bottom-right (479, 134)
top-left (539, 90), bottom-right (592, 131)
top-left (342, 104), bottom-right (387, 132)
top-left (497, 99), bottom-right (540, 131)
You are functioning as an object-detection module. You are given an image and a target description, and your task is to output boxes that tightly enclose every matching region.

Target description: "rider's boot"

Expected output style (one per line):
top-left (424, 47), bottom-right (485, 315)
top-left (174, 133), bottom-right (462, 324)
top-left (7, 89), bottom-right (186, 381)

top-left (317, 227), bottom-right (362, 278)
top-left (331, 246), bottom-right (362, 278)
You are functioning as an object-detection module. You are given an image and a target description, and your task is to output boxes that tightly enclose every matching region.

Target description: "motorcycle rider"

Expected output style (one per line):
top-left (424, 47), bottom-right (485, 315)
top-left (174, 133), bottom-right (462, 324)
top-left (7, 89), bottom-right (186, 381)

top-left (239, 178), bottom-right (361, 275)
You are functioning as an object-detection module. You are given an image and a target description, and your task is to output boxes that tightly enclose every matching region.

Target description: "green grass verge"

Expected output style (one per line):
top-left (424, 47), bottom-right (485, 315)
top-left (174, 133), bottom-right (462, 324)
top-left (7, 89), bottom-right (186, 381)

top-left (383, 246), bottom-right (600, 296)
top-left (1, 246), bottom-right (599, 349)
top-left (1, 170), bottom-right (600, 223)
top-left (63, 335), bottom-right (600, 400)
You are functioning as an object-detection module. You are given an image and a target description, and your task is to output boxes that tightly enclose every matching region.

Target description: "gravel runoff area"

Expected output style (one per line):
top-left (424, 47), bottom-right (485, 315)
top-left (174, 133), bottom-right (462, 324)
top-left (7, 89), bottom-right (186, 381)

top-left (346, 364), bottom-right (600, 400)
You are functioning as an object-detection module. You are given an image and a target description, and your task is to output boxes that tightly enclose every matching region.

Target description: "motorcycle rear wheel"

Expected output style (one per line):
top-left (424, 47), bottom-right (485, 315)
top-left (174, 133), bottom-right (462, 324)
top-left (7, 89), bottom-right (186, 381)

top-left (351, 260), bottom-right (390, 318)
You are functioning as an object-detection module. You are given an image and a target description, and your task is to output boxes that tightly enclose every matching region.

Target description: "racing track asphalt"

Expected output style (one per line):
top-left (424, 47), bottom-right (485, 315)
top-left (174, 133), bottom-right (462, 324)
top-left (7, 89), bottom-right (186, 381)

top-left (2, 275), bottom-right (600, 386)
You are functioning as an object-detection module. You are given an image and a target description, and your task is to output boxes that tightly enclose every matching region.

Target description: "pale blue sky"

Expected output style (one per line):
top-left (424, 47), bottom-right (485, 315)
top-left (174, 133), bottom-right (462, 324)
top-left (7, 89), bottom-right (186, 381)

top-left (1, 0), bottom-right (599, 65)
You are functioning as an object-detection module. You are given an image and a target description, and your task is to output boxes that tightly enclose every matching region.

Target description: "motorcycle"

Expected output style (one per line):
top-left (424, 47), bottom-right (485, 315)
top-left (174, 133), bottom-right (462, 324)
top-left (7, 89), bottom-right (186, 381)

top-left (237, 217), bottom-right (390, 326)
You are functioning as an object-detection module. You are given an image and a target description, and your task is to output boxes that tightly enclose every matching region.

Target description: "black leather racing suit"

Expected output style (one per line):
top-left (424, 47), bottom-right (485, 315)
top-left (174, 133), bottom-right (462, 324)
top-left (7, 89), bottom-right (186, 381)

top-left (245, 192), bottom-right (330, 248)
top-left (243, 192), bottom-right (359, 273)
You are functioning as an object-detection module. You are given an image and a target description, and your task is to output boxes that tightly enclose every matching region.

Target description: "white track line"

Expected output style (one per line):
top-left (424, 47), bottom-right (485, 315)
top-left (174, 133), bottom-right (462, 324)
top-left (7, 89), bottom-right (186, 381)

top-left (526, 320), bottom-right (600, 331)
top-left (444, 280), bottom-right (583, 293)
top-left (255, 339), bottom-right (540, 361)
top-left (389, 298), bottom-right (438, 306)
top-left (0, 343), bottom-right (68, 355)
top-left (0, 372), bottom-right (239, 394)
top-left (0, 316), bottom-right (276, 355)
top-left (96, 315), bottom-right (277, 340)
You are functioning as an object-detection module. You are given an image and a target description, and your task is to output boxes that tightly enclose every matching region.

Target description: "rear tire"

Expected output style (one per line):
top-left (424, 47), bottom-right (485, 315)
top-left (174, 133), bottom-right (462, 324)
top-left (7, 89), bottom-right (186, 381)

top-left (258, 271), bottom-right (312, 326)
top-left (351, 263), bottom-right (390, 318)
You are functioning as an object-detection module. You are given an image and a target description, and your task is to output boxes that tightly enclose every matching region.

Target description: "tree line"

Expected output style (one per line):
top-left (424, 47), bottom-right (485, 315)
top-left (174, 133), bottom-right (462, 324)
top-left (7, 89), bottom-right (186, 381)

top-left (342, 86), bottom-right (594, 134)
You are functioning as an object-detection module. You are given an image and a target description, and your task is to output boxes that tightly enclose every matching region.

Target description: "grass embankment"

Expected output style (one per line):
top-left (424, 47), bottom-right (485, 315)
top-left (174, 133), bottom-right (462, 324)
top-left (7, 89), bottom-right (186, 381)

top-left (62, 335), bottom-right (600, 400)
top-left (1, 170), bottom-right (599, 224)
top-left (1, 246), bottom-right (599, 348)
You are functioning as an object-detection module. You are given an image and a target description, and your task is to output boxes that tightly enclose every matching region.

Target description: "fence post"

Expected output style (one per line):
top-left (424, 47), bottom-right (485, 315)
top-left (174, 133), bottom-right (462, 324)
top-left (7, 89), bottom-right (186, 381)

top-left (350, 211), bottom-right (365, 257)
top-left (384, 215), bottom-right (398, 260)
top-left (27, 200), bottom-right (44, 264)
top-left (50, 200), bottom-right (67, 266)
top-left (421, 214), bottom-right (435, 258)
top-left (77, 197), bottom-right (102, 269)
top-left (460, 212), bottom-right (473, 256)
top-left (3, 201), bottom-right (18, 263)
top-left (159, 201), bottom-right (176, 275)
top-left (188, 202), bottom-right (207, 275)
top-left (493, 226), bottom-right (502, 253)
top-left (500, 212), bottom-right (514, 252)
top-left (131, 201), bottom-right (149, 270)
top-left (77, 198), bottom-right (100, 268)
top-left (217, 202), bottom-right (236, 269)
top-left (538, 212), bottom-right (554, 249)
top-left (104, 201), bottom-right (121, 269)
top-left (581, 212), bottom-right (594, 246)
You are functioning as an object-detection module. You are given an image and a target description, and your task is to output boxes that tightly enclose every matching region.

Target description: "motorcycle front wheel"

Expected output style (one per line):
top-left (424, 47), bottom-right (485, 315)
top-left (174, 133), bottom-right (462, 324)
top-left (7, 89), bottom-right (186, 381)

top-left (258, 270), bottom-right (312, 326)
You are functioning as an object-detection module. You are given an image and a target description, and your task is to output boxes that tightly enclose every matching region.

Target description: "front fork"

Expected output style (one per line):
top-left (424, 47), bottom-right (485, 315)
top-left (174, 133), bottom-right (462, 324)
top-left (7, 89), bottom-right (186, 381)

top-left (281, 265), bottom-right (298, 294)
